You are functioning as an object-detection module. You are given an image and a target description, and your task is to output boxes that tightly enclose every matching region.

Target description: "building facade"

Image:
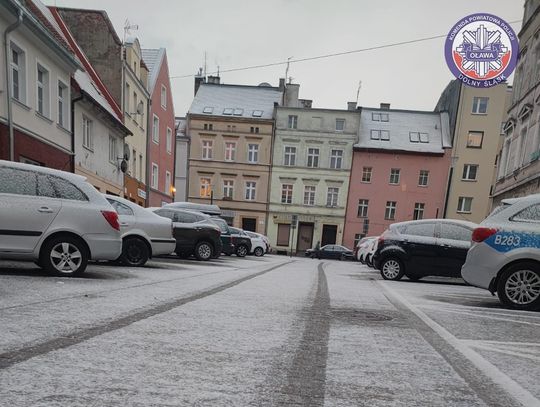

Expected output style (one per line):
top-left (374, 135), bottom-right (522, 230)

top-left (142, 48), bottom-right (175, 206)
top-left (174, 116), bottom-right (189, 202)
top-left (436, 80), bottom-right (512, 222)
top-left (343, 106), bottom-right (452, 248)
top-left (187, 79), bottom-right (282, 232)
top-left (493, 0), bottom-right (540, 205)
top-left (268, 97), bottom-right (359, 254)
top-left (0, 0), bottom-right (80, 169)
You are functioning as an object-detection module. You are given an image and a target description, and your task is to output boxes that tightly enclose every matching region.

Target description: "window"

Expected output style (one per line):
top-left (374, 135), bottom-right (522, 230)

top-left (372, 112), bottom-right (389, 122)
top-left (467, 131), bottom-right (484, 148)
top-left (250, 126), bottom-right (259, 133)
top-left (107, 199), bottom-right (134, 216)
top-left (326, 187), bottom-right (339, 207)
top-left (10, 44), bottom-right (25, 103)
top-left (224, 141), bottom-right (236, 161)
top-left (330, 149), bottom-right (343, 169)
top-left (166, 128), bottom-right (172, 153)
top-left (202, 107), bottom-right (213, 114)
top-left (200, 178), bottom-right (211, 197)
top-left (202, 140), bottom-right (213, 159)
top-left (203, 123), bottom-right (214, 131)
top-left (108, 135), bottom-right (117, 163)
top-left (354, 234), bottom-right (363, 247)
top-left (124, 83), bottom-right (130, 113)
top-left (512, 204), bottom-right (540, 222)
top-left (357, 199), bottom-right (369, 217)
top-left (36, 64), bottom-right (49, 116)
top-left (223, 108), bottom-right (234, 115)
top-left (462, 164), bottom-right (478, 181)
top-left (132, 92), bottom-right (138, 122)
top-left (161, 85), bottom-right (167, 108)
top-left (457, 197), bottom-right (473, 213)
top-left (439, 223), bottom-right (473, 241)
top-left (82, 116), bottom-right (93, 150)
top-left (233, 108), bottom-right (243, 116)
top-left (303, 185), bottom-right (316, 205)
top-left (0, 167), bottom-right (36, 196)
top-left (50, 176), bottom-right (87, 201)
top-left (307, 148), bottom-right (319, 168)
top-left (245, 181), bottom-right (256, 201)
top-left (151, 163), bottom-right (159, 189)
top-left (165, 171), bottom-right (171, 194)
top-left (413, 203), bottom-right (425, 220)
top-left (288, 115), bottom-right (298, 129)
top-left (252, 110), bottom-right (263, 117)
top-left (247, 144), bottom-right (259, 163)
top-left (472, 97), bottom-right (488, 114)
top-left (389, 168), bottom-right (400, 184)
top-left (385, 201), bottom-right (397, 220)
top-left (409, 132), bottom-right (429, 143)
top-left (335, 119), bottom-right (345, 131)
top-left (223, 180), bottom-right (234, 199)
top-left (277, 224), bottom-right (290, 246)
top-left (362, 167), bottom-right (372, 183)
top-left (284, 146), bottom-right (296, 166)
top-left (418, 170), bottom-right (429, 186)
top-left (58, 81), bottom-right (68, 127)
top-left (370, 129), bottom-right (390, 141)
top-left (281, 184), bottom-right (293, 204)
top-left (149, 116), bottom-right (158, 144)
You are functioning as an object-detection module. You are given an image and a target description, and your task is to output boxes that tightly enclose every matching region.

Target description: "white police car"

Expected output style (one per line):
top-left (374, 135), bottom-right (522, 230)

top-left (462, 193), bottom-right (540, 310)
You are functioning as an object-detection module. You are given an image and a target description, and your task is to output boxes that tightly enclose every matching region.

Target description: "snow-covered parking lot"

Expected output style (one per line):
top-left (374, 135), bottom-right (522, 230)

top-left (0, 256), bottom-right (538, 406)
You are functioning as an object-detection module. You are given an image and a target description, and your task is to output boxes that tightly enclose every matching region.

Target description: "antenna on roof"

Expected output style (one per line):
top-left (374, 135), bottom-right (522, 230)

top-left (204, 51), bottom-right (207, 79)
top-left (123, 19), bottom-right (138, 43)
top-left (356, 80), bottom-right (362, 105)
top-left (285, 56), bottom-right (293, 83)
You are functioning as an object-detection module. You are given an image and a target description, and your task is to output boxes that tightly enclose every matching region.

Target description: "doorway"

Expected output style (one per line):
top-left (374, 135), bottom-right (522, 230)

top-left (242, 217), bottom-right (257, 232)
top-left (296, 222), bottom-right (314, 252)
top-left (321, 224), bottom-right (337, 246)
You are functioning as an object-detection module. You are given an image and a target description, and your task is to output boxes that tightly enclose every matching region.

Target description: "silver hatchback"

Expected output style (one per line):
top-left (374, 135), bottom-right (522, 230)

top-left (0, 160), bottom-right (122, 276)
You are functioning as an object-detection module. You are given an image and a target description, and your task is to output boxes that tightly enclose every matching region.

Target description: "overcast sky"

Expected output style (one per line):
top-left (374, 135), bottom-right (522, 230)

top-left (47, 0), bottom-right (523, 116)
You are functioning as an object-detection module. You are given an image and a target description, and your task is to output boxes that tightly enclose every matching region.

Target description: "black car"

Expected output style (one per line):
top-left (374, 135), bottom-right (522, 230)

top-left (305, 245), bottom-right (354, 260)
top-left (373, 219), bottom-right (477, 281)
top-left (229, 227), bottom-right (253, 257)
top-left (208, 217), bottom-right (252, 257)
top-left (151, 208), bottom-right (222, 261)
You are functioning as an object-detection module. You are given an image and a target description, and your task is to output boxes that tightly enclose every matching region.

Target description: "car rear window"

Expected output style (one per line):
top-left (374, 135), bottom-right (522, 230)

top-left (439, 224), bottom-right (472, 241)
top-left (0, 167), bottom-right (37, 196)
top-left (512, 203), bottom-right (540, 223)
top-left (402, 223), bottom-right (435, 237)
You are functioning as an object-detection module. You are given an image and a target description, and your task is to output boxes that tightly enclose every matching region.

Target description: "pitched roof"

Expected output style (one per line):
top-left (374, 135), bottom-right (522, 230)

top-left (189, 83), bottom-right (282, 120)
top-left (355, 108), bottom-right (451, 154)
top-left (141, 48), bottom-right (165, 93)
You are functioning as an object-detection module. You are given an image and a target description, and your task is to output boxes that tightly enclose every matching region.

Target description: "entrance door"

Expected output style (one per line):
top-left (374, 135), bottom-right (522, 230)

top-left (296, 222), bottom-right (314, 252)
top-left (242, 217), bottom-right (257, 232)
top-left (321, 224), bottom-right (337, 246)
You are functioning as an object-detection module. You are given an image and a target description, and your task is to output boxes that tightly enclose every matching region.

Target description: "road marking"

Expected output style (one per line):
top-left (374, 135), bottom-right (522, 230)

top-left (0, 260), bottom-right (293, 370)
top-left (379, 281), bottom-right (540, 407)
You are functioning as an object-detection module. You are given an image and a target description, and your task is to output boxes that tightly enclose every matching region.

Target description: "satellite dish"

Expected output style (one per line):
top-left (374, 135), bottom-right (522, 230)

top-left (136, 101), bottom-right (144, 115)
top-left (123, 144), bottom-right (130, 160)
top-left (258, 82), bottom-right (271, 87)
top-left (120, 159), bottom-right (128, 173)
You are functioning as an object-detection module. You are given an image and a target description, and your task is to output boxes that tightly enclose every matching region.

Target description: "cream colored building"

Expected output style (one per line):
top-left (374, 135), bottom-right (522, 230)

top-left (187, 79), bottom-right (282, 232)
top-left (436, 81), bottom-right (512, 223)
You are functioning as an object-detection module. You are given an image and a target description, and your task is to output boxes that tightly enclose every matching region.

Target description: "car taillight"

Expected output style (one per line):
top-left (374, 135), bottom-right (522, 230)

top-left (101, 210), bottom-right (120, 231)
top-left (378, 236), bottom-right (384, 246)
top-left (472, 227), bottom-right (498, 243)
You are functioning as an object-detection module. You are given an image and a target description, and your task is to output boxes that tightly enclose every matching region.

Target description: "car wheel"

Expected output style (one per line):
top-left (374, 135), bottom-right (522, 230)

top-left (194, 241), bottom-right (213, 261)
top-left (380, 258), bottom-right (405, 281)
top-left (119, 237), bottom-right (149, 267)
top-left (254, 247), bottom-right (264, 257)
top-left (236, 245), bottom-right (248, 257)
top-left (41, 235), bottom-right (88, 276)
top-left (497, 262), bottom-right (540, 311)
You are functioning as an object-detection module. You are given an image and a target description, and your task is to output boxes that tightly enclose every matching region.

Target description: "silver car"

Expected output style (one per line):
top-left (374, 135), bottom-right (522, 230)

top-left (105, 195), bottom-right (176, 266)
top-left (462, 194), bottom-right (540, 310)
top-left (0, 160), bottom-right (121, 276)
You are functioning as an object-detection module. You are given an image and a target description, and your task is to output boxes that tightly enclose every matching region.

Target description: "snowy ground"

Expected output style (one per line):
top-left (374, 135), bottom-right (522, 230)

top-left (0, 256), bottom-right (538, 406)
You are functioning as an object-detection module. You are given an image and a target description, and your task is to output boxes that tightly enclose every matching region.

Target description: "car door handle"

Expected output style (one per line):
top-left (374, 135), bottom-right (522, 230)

top-left (441, 244), bottom-right (451, 248)
top-left (120, 222), bottom-right (129, 226)
top-left (38, 207), bottom-right (54, 213)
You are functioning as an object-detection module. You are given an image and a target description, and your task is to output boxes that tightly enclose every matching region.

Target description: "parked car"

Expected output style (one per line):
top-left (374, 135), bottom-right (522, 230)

top-left (356, 236), bottom-right (377, 263)
top-left (0, 160), bottom-right (121, 276)
top-left (244, 231), bottom-right (267, 257)
top-left (229, 227), bottom-right (253, 257)
top-left (208, 216), bottom-right (235, 256)
top-left (306, 244), bottom-right (354, 260)
top-left (462, 194), bottom-right (540, 311)
top-left (164, 202), bottom-right (221, 216)
top-left (373, 219), bottom-right (477, 281)
top-left (246, 231), bottom-right (271, 253)
top-left (364, 238), bottom-right (379, 267)
top-left (105, 195), bottom-right (176, 266)
top-left (150, 208), bottom-right (222, 261)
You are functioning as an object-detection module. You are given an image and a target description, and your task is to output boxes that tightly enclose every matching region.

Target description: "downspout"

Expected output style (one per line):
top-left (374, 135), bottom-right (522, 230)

top-left (71, 94), bottom-right (84, 172)
top-left (145, 98), bottom-right (151, 207)
top-left (4, 8), bottom-right (23, 161)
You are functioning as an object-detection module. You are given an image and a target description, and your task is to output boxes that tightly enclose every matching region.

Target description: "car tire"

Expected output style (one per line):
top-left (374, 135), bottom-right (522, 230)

top-left (254, 247), bottom-right (264, 257)
top-left (380, 257), bottom-right (405, 281)
top-left (236, 245), bottom-right (248, 258)
top-left (194, 241), bottom-right (213, 261)
top-left (41, 235), bottom-right (88, 276)
top-left (497, 262), bottom-right (540, 311)
top-left (119, 237), bottom-right (149, 267)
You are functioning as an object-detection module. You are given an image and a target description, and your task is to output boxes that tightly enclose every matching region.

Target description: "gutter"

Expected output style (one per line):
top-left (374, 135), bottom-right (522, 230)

top-left (3, 6), bottom-right (23, 161)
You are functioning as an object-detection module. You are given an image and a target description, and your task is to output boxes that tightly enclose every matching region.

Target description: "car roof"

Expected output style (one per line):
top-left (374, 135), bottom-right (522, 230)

top-left (390, 218), bottom-right (478, 229)
top-left (164, 202), bottom-right (221, 215)
top-left (501, 193), bottom-right (540, 206)
top-left (0, 159), bottom-right (87, 183)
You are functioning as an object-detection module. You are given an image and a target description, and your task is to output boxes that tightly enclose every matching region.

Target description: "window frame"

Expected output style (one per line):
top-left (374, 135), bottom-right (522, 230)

top-left (224, 141), bottom-right (237, 162)
top-left (57, 80), bottom-right (69, 128)
top-left (288, 115), bottom-right (298, 129)
top-left (330, 149), bottom-right (343, 169)
top-left (389, 168), bottom-right (401, 185)
top-left (418, 170), bottom-right (429, 186)
top-left (281, 184), bottom-right (293, 204)
top-left (201, 139), bottom-right (213, 160)
top-left (161, 84), bottom-right (167, 109)
top-left (152, 114), bottom-right (160, 144)
top-left (357, 199), bottom-right (369, 218)
top-left (303, 185), bottom-right (316, 206)
top-left (457, 196), bottom-right (473, 213)
top-left (467, 131), bottom-right (484, 148)
top-left (361, 167), bottom-right (372, 183)
top-left (326, 187), bottom-right (339, 207)
top-left (335, 118), bottom-right (345, 132)
top-left (247, 143), bottom-right (259, 163)
top-left (108, 135), bottom-right (117, 164)
top-left (199, 177), bottom-right (212, 198)
top-left (245, 181), bottom-right (257, 201)
top-left (151, 163), bottom-right (159, 189)
top-left (10, 41), bottom-right (26, 104)
top-left (36, 62), bottom-right (50, 117)
top-left (284, 146), bottom-right (297, 166)
top-left (307, 147), bottom-right (320, 168)
top-left (166, 127), bottom-right (173, 154)
top-left (462, 164), bottom-right (479, 181)
top-left (82, 115), bottom-right (93, 151)
top-left (223, 179), bottom-right (234, 199)
top-left (413, 202), bottom-right (425, 220)
top-left (472, 96), bottom-right (489, 114)
top-left (385, 201), bottom-right (397, 220)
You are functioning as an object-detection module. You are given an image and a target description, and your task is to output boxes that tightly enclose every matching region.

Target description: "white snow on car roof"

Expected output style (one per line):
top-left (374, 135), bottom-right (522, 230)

top-left (0, 159), bottom-right (86, 183)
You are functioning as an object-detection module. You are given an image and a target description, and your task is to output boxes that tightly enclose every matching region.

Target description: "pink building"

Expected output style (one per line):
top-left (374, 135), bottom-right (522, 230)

top-left (142, 48), bottom-right (176, 207)
top-left (343, 106), bottom-right (452, 248)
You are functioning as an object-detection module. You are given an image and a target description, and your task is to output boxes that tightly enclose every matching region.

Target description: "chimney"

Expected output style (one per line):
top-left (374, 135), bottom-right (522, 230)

top-left (207, 75), bottom-right (220, 85)
top-left (380, 103), bottom-right (391, 110)
top-left (194, 69), bottom-right (205, 96)
top-left (347, 101), bottom-right (357, 111)
top-left (279, 78), bottom-right (286, 92)
top-left (284, 83), bottom-right (300, 107)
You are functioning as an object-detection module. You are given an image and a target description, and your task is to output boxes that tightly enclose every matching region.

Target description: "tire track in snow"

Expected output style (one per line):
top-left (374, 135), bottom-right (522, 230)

top-left (0, 260), bottom-right (292, 370)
